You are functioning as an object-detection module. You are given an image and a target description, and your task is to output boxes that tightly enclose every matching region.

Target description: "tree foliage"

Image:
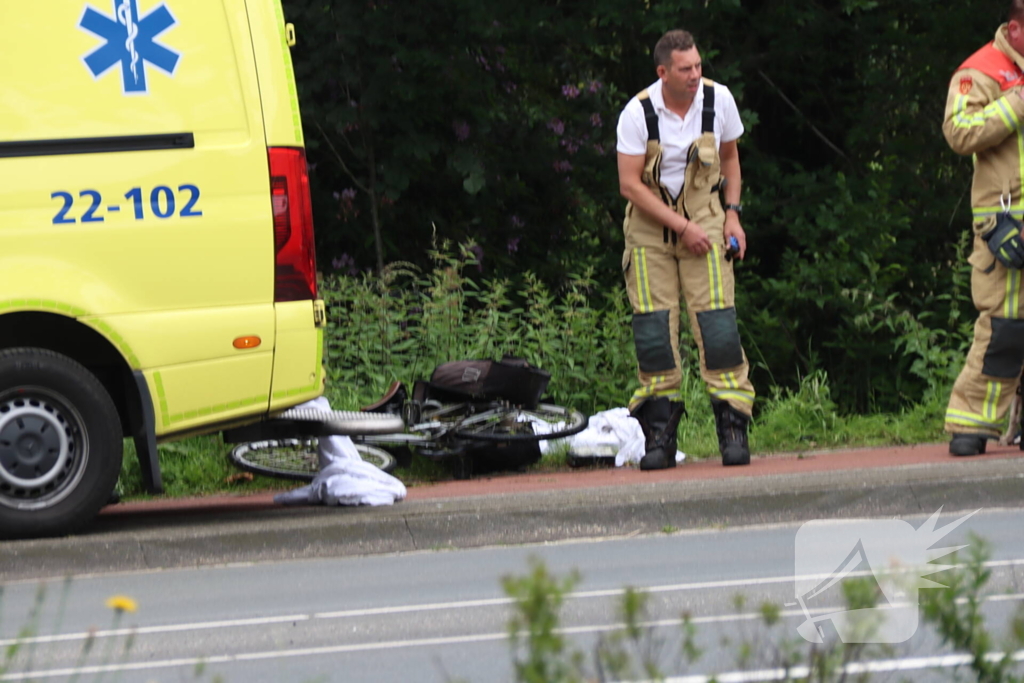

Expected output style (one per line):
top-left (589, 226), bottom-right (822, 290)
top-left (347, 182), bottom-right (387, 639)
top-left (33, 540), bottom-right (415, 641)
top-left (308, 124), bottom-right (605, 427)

top-left (284, 0), bottom-right (1007, 411)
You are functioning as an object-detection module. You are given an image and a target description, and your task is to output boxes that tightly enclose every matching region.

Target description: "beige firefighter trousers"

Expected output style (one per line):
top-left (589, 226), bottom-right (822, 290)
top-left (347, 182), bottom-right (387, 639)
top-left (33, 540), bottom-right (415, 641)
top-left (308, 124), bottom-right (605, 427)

top-left (623, 214), bottom-right (755, 415)
top-left (946, 234), bottom-right (1024, 436)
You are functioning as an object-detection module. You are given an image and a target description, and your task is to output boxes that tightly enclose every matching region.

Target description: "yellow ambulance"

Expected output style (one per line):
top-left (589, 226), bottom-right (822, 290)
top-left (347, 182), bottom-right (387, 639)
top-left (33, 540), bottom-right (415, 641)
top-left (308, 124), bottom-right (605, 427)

top-left (0, 0), bottom-right (325, 537)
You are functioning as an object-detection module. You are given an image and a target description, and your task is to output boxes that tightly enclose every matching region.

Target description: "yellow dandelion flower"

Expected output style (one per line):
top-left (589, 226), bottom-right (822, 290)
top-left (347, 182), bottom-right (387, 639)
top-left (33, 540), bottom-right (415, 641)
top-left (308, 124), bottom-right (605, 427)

top-left (105, 595), bottom-right (137, 613)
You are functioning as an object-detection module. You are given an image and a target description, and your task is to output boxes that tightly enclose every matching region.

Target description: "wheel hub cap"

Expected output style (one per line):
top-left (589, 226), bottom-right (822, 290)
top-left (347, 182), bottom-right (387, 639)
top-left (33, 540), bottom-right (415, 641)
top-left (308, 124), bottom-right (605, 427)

top-left (0, 400), bottom-right (71, 489)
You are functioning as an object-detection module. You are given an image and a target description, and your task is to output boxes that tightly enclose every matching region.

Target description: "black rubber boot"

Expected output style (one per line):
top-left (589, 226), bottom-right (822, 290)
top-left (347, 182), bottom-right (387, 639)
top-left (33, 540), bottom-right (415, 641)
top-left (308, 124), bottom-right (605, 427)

top-left (711, 398), bottom-right (751, 466)
top-left (630, 398), bottom-right (686, 470)
top-left (949, 434), bottom-right (987, 457)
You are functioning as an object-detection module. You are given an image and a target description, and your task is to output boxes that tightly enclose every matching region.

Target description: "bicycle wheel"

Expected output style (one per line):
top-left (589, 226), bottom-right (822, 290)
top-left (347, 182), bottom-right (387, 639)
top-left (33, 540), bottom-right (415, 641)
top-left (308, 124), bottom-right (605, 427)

top-left (229, 439), bottom-right (397, 481)
top-left (453, 403), bottom-right (587, 442)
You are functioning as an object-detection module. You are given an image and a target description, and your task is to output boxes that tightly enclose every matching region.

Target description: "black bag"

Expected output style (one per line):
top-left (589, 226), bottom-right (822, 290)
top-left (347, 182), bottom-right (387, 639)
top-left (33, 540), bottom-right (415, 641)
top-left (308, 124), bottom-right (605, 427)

top-left (413, 356), bottom-right (551, 408)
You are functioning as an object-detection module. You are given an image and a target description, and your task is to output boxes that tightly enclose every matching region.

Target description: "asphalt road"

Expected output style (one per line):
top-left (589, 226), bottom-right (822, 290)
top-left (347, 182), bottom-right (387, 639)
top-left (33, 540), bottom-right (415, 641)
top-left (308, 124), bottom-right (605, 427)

top-left (2, 508), bottom-right (1023, 682)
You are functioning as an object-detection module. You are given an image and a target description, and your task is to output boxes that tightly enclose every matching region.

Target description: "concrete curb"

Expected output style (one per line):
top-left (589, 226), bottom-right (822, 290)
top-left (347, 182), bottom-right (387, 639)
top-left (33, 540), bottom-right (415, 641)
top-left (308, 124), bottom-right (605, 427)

top-left (2, 449), bottom-right (1023, 582)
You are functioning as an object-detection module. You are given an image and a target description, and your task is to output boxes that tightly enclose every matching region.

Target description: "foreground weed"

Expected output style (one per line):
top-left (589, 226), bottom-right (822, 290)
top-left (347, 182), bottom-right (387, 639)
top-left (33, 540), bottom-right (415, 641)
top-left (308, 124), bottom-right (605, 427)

top-left (920, 535), bottom-right (1024, 683)
top-left (503, 558), bottom-right (584, 683)
top-left (1, 585), bottom-right (232, 682)
top-left (595, 587), bottom-right (681, 682)
top-left (498, 552), bottom-right (1016, 682)
top-left (1, 583), bottom-right (46, 676)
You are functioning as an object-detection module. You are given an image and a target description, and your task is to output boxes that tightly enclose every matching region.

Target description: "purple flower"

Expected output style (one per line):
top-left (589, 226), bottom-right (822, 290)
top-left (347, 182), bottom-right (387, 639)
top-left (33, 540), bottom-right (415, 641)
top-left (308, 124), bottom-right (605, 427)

top-left (587, 80), bottom-right (603, 94)
top-left (546, 118), bottom-right (565, 136)
top-left (332, 253), bottom-right (358, 275)
top-left (337, 190), bottom-right (359, 221)
top-left (507, 236), bottom-right (521, 254)
top-left (510, 214), bottom-right (525, 228)
top-left (504, 81), bottom-right (517, 93)
top-left (560, 138), bottom-right (580, 155)
top-left (453, 120), bottom-right (471, 141)
top-left (561, 84), bottom-right (580, 99)
top-left (590, 113), bottom-right (602, 127)
top-left (552, 160), bottom-right (573, 173)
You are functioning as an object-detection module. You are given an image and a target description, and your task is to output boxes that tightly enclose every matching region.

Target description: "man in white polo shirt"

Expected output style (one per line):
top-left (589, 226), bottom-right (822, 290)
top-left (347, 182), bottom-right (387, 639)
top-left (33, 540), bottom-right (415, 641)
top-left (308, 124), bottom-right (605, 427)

top-left (616, 29), bottom-right (755, 470)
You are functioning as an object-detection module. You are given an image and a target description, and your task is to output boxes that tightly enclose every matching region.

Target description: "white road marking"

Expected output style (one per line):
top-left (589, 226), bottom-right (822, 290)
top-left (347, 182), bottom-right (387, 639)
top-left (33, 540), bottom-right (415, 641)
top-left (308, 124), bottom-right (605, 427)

top-left (4, 558), bottom-right (1022, 648)
top-left (3, 600), bottom-right (1023, 681)
top-left (653, 650), bottom-right (1024, 683)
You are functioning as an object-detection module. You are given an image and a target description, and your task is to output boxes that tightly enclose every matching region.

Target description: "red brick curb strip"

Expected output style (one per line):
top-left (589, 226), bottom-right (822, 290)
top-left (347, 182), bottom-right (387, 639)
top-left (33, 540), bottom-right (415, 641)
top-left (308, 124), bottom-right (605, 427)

top-left (99, 443), bottom-right (1024, 517)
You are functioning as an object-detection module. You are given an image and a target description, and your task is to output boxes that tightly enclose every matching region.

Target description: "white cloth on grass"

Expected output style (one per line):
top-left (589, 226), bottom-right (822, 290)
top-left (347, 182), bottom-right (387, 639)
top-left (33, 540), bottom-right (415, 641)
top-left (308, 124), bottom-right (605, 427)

top-left (527, 407), bottom-right (685, 467)
top-left (274, 397), bottom-right (407, 507)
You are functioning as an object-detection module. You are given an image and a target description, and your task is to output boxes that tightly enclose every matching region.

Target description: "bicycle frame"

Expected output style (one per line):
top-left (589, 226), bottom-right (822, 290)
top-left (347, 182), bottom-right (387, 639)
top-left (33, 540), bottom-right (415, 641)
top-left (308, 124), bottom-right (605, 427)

top-left (354, 398), bottom-right (586, 456)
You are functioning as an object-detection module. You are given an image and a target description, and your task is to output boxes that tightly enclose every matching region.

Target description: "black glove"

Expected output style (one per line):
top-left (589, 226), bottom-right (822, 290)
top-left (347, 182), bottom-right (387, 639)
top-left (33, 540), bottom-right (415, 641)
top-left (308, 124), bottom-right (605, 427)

top-left (983, 214), bottom-right (1024, 269)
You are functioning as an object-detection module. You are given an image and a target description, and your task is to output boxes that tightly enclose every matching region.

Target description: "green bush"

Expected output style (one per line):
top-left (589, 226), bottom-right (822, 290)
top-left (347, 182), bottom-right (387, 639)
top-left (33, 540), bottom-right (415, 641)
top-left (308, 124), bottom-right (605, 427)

top-left (322, 244), bottom-right (638, 416)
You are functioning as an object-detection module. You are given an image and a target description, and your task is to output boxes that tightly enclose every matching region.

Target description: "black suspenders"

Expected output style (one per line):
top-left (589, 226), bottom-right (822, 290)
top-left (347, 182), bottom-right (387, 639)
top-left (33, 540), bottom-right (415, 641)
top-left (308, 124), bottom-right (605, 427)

top-left (640, 97), bottom-right (660, 141)
top-left (701, 83), bottom-right (715, 135)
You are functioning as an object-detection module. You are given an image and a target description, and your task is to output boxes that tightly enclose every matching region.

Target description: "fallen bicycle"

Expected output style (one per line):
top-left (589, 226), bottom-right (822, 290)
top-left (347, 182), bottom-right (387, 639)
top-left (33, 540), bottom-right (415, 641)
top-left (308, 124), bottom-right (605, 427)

top-left (226, 358), bottom-right (587, 480)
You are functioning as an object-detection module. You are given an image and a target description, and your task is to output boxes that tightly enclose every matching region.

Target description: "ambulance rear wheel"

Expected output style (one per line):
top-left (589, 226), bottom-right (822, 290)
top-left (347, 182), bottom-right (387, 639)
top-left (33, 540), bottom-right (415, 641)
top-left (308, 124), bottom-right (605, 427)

top-left (0, 348), bottom-right (122, 539)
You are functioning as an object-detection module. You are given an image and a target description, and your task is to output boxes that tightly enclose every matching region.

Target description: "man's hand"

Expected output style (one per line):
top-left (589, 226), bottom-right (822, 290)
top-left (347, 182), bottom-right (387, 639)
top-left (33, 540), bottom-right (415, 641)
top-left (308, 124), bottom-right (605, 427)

top-left (984, 214), bottom-right (1024, 269)
top-left (724, 214), bottom-right (747, 260)
top-left (676, 218), bottom-right (711, 255)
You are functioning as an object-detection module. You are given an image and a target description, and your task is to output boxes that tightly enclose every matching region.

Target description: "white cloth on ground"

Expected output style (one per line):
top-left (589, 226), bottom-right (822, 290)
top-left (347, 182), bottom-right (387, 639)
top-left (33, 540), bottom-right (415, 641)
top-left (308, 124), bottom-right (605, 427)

top-left (528, 407), bottom-right (685, 467)
top-left (273, 397), bottom-right (407, 506)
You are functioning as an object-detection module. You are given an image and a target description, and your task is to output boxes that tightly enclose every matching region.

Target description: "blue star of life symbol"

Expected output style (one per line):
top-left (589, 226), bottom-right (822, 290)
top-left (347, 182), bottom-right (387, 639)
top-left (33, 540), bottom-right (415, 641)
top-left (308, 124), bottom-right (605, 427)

top-left (79, 0), bottom-right (180, 94)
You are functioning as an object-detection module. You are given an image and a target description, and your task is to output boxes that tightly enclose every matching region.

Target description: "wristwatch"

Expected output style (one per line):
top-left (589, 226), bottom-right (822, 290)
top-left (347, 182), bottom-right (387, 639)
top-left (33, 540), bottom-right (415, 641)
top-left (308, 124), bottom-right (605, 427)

top-left (724, 203), bottom-right (743, 216)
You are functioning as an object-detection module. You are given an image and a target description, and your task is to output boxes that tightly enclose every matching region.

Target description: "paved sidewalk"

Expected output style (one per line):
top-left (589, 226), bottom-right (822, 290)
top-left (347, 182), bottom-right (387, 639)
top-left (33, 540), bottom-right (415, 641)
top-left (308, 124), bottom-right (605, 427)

top-left (97, 441), bottom-right (1022, 515)
top-left (3, 442), bottom-right (1022, 581)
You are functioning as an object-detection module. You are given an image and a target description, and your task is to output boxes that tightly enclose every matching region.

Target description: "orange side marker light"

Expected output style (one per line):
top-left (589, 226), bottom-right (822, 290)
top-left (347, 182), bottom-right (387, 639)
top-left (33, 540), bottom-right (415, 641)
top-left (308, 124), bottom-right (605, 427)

top-left (233, 336), bottom-right (262, 350)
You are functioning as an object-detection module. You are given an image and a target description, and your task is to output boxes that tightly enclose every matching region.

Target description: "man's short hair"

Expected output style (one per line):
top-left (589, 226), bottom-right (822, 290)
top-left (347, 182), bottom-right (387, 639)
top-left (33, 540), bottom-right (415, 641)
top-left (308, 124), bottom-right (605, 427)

top-left (1011, 0), bottom-right (1024, 23)
top-left (653, 30), bottom-right (696, 68)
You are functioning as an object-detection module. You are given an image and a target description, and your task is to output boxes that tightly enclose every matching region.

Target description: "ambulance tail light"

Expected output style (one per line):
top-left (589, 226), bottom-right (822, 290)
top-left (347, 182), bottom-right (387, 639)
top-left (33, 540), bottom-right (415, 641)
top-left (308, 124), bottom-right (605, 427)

top-left (268, 147), bottom-right (318, 302)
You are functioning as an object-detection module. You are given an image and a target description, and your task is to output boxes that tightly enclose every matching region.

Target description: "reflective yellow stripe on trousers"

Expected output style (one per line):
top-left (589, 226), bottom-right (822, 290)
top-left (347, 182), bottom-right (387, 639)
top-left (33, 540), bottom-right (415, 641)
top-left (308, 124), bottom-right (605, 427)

top-left (712, 371), bottom-right (754, 406)
top-left (945, 408), bottom-right (1002, 431)
top-left (706, 245), bottom-right (724, 311)
top-left (631, 376), bottom-right (682, 403)
top-left (633, 247), bottom-right (653, 314)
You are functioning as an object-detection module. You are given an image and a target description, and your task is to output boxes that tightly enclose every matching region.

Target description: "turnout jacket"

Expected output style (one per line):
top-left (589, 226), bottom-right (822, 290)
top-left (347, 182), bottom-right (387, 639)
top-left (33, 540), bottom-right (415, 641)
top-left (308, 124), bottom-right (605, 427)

top-left (944, 25), bottom-right (1024, 232)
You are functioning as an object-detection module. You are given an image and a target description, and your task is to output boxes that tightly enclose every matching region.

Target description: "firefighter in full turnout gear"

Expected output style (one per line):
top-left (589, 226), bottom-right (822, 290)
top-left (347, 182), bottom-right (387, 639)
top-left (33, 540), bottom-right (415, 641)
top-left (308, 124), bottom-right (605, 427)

top-left (616, 29), bottom-right (755, 469)
top-left (944, 6), bottom-right (1024, 456)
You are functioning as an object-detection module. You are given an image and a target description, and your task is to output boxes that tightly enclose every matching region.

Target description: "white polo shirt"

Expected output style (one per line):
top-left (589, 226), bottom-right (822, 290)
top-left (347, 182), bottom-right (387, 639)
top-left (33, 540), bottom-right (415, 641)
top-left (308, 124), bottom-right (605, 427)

top-left (616, 79), bottom-right (743, 199)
